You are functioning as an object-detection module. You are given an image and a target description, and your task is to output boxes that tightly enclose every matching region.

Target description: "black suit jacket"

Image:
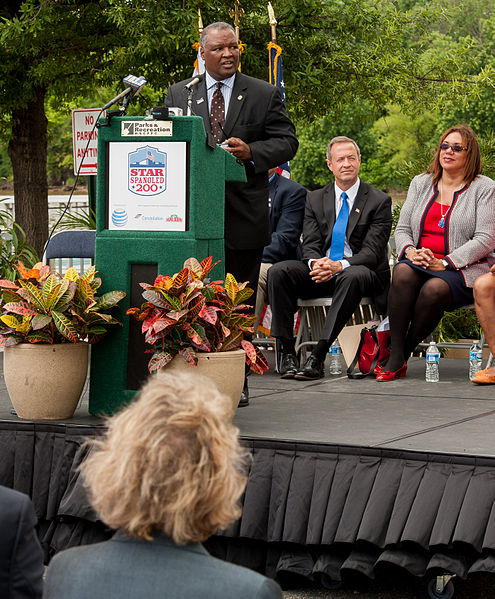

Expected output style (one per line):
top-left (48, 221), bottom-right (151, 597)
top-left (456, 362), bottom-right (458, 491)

top-left (165, 73), bottom-right (298, 250)
top-left (302, 181), bottom-right (392, 310)
top-left (263, 173), bottom-right (306, 263)
top-left (0, 486), bottom-right (43, 599)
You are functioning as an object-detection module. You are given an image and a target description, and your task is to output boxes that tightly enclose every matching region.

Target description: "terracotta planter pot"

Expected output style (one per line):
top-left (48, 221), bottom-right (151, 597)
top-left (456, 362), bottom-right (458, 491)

top-left (164, 349), bottom-right (245, 417)
top-left (4, 342), bottom-right (89, 420)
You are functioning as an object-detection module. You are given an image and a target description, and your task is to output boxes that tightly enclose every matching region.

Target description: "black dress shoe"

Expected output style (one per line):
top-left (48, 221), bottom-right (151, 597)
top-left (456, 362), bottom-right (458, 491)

top-left (238, 380), bottom-right (249, 407)
top-left (279, 353), bottom-right (299, 379)
top-left (294, 355), bottom-right (324, 380)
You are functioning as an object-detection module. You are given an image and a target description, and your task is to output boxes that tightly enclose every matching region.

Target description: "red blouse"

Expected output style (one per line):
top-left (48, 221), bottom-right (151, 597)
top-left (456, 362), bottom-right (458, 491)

top-left (418, 201), bottom-right (447, 259)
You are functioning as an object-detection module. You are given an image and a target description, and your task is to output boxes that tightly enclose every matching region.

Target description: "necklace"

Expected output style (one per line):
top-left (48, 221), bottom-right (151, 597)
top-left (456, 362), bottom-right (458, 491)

top-left (438, 180), bottom-right (449, 229)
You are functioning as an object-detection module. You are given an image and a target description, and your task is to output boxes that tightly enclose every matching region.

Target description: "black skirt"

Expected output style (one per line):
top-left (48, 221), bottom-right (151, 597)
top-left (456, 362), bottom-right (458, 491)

top-left (398, 259), bottom-right (474, 309)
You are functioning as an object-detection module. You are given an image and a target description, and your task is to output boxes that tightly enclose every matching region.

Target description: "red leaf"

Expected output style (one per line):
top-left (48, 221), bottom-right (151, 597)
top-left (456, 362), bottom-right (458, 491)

top-left (0, 279), bottom-right (19, 289)
top-left (148, 351), bottom-right (173, 372)
top-left (241, 339), bottom-right (256, 361)
top-left (2, 302), bottom-right (37, 316)
top-left (178, 347), bottom-right (198, 365)
top-left (198, 304), bottom-right (218, 325)
top-left (172, 267), bottom-right (190, 289)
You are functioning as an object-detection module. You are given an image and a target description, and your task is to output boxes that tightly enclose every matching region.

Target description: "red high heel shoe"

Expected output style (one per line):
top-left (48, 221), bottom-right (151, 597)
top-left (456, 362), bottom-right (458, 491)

top-left (373, 363), bottom-right (384, 375)
top-left (376, 362), bottom-right (407, 381)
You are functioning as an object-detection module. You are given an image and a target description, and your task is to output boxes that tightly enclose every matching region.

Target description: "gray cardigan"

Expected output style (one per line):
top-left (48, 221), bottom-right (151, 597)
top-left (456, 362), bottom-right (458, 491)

top-left (395, 173), bottom-right (495, 287)
top-left (43, 531), bottom-right (282, 599)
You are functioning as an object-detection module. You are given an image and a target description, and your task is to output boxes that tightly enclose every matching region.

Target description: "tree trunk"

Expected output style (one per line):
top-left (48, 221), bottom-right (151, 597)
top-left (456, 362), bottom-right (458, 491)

top-left (7, 86), bottom-right (48, 259)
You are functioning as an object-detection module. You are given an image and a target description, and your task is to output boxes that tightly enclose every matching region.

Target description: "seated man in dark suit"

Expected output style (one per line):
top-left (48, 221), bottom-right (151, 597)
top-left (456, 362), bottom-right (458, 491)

top-left (44, 370), bottom-right (282, 599)
top-left (268, 136), bottom-right (392, 380)
top-left (0, 485), bottom-right (43, 599)
top-left (254, 168), bottom-right (306, 331)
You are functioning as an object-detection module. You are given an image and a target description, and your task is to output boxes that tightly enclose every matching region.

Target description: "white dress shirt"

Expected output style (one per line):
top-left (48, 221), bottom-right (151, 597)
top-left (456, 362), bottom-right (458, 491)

top-left (308, 177), bottom-right (361, 272)
top-left (334, 177), bottom-right (360, 268)
top-left (205, 71), bottom-right (236, 115)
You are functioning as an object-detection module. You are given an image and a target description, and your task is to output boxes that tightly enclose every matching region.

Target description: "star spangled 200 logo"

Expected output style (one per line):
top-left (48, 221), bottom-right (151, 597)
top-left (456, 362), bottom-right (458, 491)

top-left (128, 145), bottom-right (166, 196)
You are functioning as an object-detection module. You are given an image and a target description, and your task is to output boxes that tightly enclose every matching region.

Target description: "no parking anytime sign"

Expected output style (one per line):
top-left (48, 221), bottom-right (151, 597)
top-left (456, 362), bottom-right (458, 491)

top-left (72, 108), bottom-right (105, 176)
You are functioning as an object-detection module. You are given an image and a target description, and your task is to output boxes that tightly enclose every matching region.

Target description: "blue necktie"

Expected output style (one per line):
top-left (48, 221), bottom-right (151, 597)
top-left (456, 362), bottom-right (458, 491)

top-left (329, 192), bottom-right (349, 261)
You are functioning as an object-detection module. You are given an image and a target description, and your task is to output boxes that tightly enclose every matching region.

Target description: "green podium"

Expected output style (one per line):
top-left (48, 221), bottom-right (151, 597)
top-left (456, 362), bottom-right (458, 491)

top-left (88, 115), bottom-right (246, 415)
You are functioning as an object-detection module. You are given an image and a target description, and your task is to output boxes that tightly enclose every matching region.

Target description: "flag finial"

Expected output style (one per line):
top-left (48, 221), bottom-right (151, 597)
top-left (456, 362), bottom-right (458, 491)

top-left (229, 0), bottom-right (245, 39)
top-left (267, 3), bottom-right (277, 43)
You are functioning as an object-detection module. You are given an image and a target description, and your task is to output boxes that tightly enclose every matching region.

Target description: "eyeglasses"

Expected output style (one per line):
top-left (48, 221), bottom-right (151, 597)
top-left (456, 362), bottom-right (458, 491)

top-left (439, 142), bottom-right (467, 153)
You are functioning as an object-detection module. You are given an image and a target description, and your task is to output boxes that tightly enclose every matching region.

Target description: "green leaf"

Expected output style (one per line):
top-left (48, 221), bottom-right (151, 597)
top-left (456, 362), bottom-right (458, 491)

top-left (64, 267), bottom-right (79, 281)
top-left (0, 314), bottom-right (20, 328)
top-left (42, 274), bottom-right (59, 304)
top-left (31, 314), bottom-right (52, 330)
top-left (45, 279), bottom-right (70, 310)
top-left (225, 273), bottom-right (239, 302)
top-left (142, 289), bottom-right (172, 309)
top-left (26, 331), bottom-right (53, 343)
top-left (234, 287), bottom-right (254, 306)
top-left (18, 281), bottom-right (45, 311)
top-left (92, 290), bottom-right (126, 311)
top-left (52, 311), bottom-right (78, 342)
top-left (88, 325), bottom-right (107, 335)
top-left (220, 330), bottom-right (243, 351)
top-left (53, 281), bottom-right (76, 311)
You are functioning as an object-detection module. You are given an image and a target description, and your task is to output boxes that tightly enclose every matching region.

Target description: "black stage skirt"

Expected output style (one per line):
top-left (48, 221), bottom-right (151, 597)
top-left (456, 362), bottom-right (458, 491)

top-left (398, 259), bottom-right (474, 309)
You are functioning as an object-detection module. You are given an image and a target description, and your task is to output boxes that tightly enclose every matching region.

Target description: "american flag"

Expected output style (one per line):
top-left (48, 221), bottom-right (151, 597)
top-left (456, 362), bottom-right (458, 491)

top-left (147, 151), bottom-right (155, 163)
top-left (268, 41), bottom-right (290, 178)
top-left (192, 41), bottom-right (205, 76)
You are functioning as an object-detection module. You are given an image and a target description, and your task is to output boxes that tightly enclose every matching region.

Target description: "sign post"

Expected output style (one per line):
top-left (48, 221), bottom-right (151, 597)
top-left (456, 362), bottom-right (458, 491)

top-left (71, 108), bottom-right (104, 176)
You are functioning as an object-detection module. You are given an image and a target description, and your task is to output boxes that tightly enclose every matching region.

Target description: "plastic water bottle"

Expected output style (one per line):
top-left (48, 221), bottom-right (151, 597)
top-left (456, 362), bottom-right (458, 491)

top-left (469, 340), bottom-right (483, 380)
top-left (426, 340), bottom-right (440, 383)
top-left (329, 339), bottom-right (343, 375)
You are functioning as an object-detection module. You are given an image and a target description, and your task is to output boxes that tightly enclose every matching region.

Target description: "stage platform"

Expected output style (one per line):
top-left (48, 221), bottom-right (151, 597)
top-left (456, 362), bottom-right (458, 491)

top-left (2, 350), bottom-right (495, 592)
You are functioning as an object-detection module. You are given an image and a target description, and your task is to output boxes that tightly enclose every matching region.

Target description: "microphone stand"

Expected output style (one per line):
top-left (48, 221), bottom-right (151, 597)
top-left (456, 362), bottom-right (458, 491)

top-left (99, 88), bottom-right (135, 127)
top-left (186, 88), bottom-right (194, 116)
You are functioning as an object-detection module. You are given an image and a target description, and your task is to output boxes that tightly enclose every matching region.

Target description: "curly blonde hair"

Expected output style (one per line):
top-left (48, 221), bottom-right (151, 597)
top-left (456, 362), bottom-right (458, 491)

top-left (80, 370), bottom-right (248, 545)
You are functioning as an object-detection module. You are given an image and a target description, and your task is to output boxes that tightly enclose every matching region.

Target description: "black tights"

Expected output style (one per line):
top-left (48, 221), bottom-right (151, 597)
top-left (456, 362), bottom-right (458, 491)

top-left (386, 263), bottom-right (452, 371)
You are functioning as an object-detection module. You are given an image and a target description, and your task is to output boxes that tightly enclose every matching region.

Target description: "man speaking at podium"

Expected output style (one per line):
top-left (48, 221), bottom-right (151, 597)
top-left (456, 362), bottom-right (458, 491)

top-left (165, 21), bottom-right (298, 405)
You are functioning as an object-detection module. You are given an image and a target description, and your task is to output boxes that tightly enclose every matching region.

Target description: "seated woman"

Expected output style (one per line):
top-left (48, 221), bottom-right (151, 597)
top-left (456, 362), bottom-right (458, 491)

top-left (377, 124), bottom-right (495, 381)
top-left (472, 264), bottom-right (495, 383)
top-left (43, 370), bottom-right (282, 599)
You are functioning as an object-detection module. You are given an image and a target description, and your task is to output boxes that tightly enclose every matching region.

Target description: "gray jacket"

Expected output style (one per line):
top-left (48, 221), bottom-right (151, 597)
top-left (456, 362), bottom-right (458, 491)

top-left (0, 486), bottom-right (43, 599)
top-left (395, 173), bottom-right (495, 287)
top-left (43, 531), bottom-right (282, 599)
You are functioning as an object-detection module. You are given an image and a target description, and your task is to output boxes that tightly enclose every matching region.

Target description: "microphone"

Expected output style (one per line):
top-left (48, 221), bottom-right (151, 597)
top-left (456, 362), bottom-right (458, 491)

top-left (102, 75), bottom-right (147, 111)
top-left (185, 76), bottom-right (201, 90)
top-left (122, 74), bottom-right (147, 95)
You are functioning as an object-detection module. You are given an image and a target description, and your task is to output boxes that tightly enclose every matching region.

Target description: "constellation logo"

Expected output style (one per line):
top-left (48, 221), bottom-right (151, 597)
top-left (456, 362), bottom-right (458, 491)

top-left (111, 209), bottom-right (128, 227)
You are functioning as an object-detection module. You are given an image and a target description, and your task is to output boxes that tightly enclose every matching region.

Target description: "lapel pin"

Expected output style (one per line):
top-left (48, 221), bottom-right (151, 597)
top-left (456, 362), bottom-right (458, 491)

top-left (196, 97), bottom-right (204, 104)
top-left (355, 208), bottom-right (360, 213)
top-left (237, 95), bottom-right (243, 100)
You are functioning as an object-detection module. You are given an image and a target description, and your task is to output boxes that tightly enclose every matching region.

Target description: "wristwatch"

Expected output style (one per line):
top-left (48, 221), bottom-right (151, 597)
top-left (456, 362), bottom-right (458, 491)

top-left (442, 259), bottom-right (449, 269)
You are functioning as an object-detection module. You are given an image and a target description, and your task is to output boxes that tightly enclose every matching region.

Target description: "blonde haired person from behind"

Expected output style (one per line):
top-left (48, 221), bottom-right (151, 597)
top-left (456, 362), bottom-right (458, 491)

top-left (43, 371), bottom-right (282, 599)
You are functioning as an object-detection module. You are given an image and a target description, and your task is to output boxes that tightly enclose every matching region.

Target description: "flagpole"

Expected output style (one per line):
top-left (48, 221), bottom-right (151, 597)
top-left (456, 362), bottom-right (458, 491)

top-left (267, 3), bottom-right (290, 177)
top-left (198, 8), bottom-right (203, 36)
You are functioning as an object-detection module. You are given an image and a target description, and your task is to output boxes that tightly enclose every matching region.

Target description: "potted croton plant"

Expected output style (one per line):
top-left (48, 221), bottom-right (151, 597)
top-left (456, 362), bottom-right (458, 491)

top-left (127, 256), bottom-right (268, 412)
top-left (0, 261), bottom-right (126, 420)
